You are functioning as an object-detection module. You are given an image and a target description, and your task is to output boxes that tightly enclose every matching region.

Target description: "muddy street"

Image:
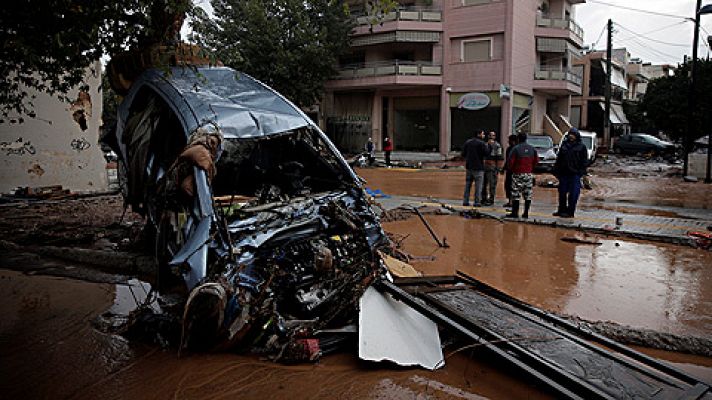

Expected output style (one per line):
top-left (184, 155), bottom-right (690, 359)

top-left (356, 160), bottom-right (712, 210)
top-left (384, 216), bottom-right (712, 338)
top-left (0, 266), bottom-right (554, 399)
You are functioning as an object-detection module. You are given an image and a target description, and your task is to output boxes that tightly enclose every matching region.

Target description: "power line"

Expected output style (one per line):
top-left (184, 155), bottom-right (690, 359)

top-left (586, 0), bottom-right (691, 20)
top-left (615, 21), bottom-right (688, 43)
top-left (615, 23), bottom-right (693, 47)
top-left (622, 35), bottom-right (681, 61)
top-left (592, 23), bottom-right (607, 49)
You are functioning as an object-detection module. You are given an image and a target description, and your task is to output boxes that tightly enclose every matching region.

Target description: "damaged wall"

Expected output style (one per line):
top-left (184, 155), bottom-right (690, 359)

top-left (0, 61), bottom-right (108, 193)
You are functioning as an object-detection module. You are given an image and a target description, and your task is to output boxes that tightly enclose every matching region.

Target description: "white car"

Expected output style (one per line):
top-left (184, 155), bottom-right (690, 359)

top-left (559, 130), bottom-right (597, 162)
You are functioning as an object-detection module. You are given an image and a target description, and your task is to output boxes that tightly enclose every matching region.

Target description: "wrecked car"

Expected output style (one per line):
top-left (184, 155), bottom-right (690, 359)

top-left (105, 66), bottom-right (389, 361)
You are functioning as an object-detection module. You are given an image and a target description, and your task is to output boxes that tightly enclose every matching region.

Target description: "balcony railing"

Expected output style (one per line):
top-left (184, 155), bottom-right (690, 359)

top-left (353, 7), bottom-right (442, 25)
top-left (535, 65), bottom-right (582, 86)
top-left (536, 15), bottom-right (584, 40)
top-left (337, 60), bottom-right (442, 79)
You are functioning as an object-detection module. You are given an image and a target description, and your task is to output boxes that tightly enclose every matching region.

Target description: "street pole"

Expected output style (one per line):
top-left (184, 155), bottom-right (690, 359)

top-left (707, 34), bottom-right (712, 183)
top-left (685, 0), bottom-right (702, 178)
top-left (604, 19), bottom-right (612, 149)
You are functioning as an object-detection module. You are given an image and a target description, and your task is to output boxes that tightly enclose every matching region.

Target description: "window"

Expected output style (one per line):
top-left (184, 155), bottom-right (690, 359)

top-left (462, 39), bottom-right (492, 62)
top-left (462, 0), bottom-right (494, 6)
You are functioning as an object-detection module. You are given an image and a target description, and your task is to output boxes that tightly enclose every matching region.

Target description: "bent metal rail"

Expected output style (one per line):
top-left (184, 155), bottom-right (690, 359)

top-left (377, 272), bottom-right (711, 400)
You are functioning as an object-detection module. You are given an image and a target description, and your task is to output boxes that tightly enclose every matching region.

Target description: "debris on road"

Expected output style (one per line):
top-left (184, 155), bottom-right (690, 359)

top-left (687, 231), bottom-right (712, 250)
top-left (413, 207), bottom-right (449, 248)
top-left (359, 286), bottom-right (443, 370)
top-left (560, 235), bottom-right (603, 246)
top-left (379, 251), bottom-right (421, 278)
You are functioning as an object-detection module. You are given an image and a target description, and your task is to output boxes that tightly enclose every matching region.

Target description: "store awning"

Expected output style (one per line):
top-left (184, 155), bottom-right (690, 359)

top-left (599, 102), bottom-right (629, 125)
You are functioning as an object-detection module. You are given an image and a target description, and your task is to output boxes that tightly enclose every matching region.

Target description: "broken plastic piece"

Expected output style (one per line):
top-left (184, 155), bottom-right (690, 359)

top-left (358, 286), bottom-right (443, 370)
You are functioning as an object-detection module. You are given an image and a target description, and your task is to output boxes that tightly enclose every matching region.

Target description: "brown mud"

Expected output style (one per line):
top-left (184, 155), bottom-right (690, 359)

top-left (0, 195), bottom-right (144, 251)
top-left (0, 270), bottom-right (555, 400)
top-left (356, 163), bottom-right (712, 210)
top-left (383, 215), bottom-right (712, 339)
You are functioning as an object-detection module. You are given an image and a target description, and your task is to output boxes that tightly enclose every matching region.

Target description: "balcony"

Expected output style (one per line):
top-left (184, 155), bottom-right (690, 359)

top-left (337, 60), bottom-right (441, 78)
top-left (533, 65), bottom-right (582, 95)
top-left (351, 7), bottom-right (442, 37)
top-left (327, 60), bottom-right (442, 89)
top-left (535, 15), bottom-right (584, 47)
top-left (353, 7), bottom-right (442, 25)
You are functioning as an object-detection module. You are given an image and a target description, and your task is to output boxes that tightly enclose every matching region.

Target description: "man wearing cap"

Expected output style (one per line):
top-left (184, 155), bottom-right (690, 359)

top-left (553, 128), bottom-right (589, 218)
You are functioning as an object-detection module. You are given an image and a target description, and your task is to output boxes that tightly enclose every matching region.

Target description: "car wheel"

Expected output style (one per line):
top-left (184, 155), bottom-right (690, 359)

top-left (613, 146), bottom-right (621, 154)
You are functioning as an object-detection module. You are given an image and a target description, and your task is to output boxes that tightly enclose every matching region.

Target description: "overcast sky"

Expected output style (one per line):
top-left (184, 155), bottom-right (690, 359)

top-left (576, 0), bottom-right (712, 64)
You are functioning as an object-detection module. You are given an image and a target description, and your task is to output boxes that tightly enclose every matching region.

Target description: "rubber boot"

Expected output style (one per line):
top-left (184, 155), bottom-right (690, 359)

top-left (505, 200), bottom-right (519, 218)
top-left (522, 200), bottom-right (531, 219)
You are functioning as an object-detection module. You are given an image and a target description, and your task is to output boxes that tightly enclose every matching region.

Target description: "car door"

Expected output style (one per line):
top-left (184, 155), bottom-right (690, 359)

top-left (631, 136), bottom-right (646, 153)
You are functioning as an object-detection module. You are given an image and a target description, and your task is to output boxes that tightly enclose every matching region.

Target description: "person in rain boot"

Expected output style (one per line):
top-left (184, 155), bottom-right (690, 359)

top-left (553, 128), bottom-right (589, 218)
top-left (505, 132), bottom-right (538, 218)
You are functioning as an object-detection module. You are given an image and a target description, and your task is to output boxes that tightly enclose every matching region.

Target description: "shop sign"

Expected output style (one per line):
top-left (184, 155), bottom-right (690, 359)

top-left (457, 92), bottom-right (490, 110)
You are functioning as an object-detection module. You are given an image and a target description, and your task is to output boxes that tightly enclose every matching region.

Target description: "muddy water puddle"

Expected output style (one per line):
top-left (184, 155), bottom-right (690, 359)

top-left (0, 271), bottom-right (553, 400)
top-left (384, 215), bottom-right (712, 338)
top-left (2, 258), bottom-right (712, 399)
top-left (357, 168), bottom-right (712, 210)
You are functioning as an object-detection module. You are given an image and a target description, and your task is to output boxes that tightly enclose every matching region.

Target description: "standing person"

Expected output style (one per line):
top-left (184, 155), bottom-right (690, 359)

top-left (503, 134), bottom-right (518, 208)
top-left (365, 137), bottom-right (375, 166)
top-left (462, 129), bottom-right (488, 207)
top-left (383, 136), bottom-right (393, 167)
top-left (505, 132), bottom-right (538, 218)
top-left (553, 128), bottom-right (589, 218)
top-left (482, 131), bottom-right (503, 205)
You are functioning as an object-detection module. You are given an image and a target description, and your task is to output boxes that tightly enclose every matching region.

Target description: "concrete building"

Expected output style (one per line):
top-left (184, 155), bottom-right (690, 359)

top-left (322, 0), bottom-right (586, 155)
top-left (570, 49), bottom-right (630, 146)
top-left (0, 62), bottom-right (108, 193)
top-left (626, 58), bottom-right (649, 102)
top-left (625, 60), bottom-right (675, 104)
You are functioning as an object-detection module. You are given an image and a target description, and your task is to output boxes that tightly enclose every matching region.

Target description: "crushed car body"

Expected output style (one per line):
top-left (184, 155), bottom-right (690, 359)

top-left (106, 66), bottom-right (393, 361)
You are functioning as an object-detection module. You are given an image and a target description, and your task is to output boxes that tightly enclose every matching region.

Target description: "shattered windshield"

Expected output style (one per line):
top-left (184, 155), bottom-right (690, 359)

top-left (212, 128), bottom-right (349, 204)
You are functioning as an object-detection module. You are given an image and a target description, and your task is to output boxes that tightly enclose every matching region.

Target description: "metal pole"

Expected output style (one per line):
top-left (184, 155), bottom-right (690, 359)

top-left (707, 34), bottom-right (712, 183)
top-left (686, 0), bottom-right (702, 178)
top-left (604, 19), bottom-right (612, 148)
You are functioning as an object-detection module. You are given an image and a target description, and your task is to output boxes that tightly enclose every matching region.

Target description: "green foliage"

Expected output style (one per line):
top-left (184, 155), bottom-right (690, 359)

top-left (0, 0), bottom-right (194, 118)
top-left (190, 0), bottom-right (355, 107)
top-left (639, 59), bottom-right (712, 143)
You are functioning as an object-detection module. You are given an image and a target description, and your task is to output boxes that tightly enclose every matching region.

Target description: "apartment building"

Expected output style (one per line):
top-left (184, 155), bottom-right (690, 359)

top-left (570, 48), bottom-right (631, 146)
top-left (321, 0), bottom-right (586, 154)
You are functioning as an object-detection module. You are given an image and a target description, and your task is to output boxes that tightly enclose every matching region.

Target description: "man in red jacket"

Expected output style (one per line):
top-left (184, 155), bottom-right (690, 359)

top-left (505, 132), bottom-right (538, 218)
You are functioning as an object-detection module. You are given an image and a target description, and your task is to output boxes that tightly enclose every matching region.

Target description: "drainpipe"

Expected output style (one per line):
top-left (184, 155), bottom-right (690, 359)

top-left (500, 0), bottom-right (514, 147)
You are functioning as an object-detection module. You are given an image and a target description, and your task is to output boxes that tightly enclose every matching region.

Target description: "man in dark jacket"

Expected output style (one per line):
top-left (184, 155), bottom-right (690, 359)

top-left (505, 132), bottom-right (538, 218)
top-left (462, 129), bottom-right (487, 206)
top-left (553, 128), bottom-right (589, 218)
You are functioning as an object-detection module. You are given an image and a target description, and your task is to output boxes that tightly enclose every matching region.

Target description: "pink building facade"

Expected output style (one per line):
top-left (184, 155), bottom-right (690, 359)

top-left (322, 0), bottom-right (585, 154)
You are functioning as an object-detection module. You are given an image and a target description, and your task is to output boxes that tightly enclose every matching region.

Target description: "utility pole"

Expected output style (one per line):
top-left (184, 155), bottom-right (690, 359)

top-left (685, 0), bottom-right (702, 177)
top-left (604, 19), bottom-right (613, 149)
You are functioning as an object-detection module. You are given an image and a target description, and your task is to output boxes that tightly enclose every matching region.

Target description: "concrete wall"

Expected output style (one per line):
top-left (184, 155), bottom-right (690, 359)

top-left (0, 62), bottom-right (108, 193)
top-left (688, 153), bottom-right (710, 180)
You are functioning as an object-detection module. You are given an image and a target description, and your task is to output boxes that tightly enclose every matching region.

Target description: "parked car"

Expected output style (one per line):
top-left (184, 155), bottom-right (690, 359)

top-left (613, 133), bottom-right (676, 156)
top-left (104, 66), bottom-right (388, 358)
top-left (558, 130), bottom-right (598, 163)
top-left (526, 135), bottom-right (557, 171)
